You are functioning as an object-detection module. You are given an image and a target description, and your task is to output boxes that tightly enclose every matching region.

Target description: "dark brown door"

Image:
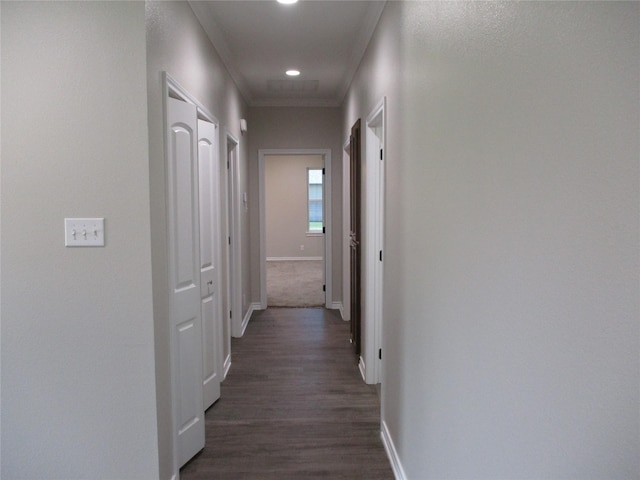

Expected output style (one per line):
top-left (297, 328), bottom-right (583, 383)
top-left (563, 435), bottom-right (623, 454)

top-left (349, 119), bottom-right (362, 355)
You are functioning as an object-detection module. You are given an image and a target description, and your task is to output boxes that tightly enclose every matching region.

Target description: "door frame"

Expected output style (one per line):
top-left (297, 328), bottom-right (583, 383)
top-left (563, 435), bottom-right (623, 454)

top-left (341, 140), bottom-right (351, 322)
top-left (258, 149), bottom-right (332, 310)
top-left (349, 120), bottom-right (363, 360)
top-left (225, 132), bottom-right (243, 339)
top-left (363, 97), bottom-right (386, 385)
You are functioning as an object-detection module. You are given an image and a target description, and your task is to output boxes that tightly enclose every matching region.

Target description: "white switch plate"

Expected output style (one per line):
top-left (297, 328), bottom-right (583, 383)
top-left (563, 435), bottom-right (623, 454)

top-left (65, 218), bottom-right (105, 247)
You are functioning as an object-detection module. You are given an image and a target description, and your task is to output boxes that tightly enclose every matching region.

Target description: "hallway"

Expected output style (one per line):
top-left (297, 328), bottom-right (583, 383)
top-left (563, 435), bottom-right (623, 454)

top-left (180, 308), bottom-right (393, 479)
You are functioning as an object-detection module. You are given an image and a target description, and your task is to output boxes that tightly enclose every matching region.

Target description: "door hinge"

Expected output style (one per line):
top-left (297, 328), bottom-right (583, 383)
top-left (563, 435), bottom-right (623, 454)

top-left (323, 284), bottom-right (326, 292)
top-left (378, 348), bottom-right (382, 360)
top-left (227, 160), bottom-right (230, 169)
top-left (230, 310), bottom-right (232, 319)
top-left (380, 149), bottom-right (383, 160)
top-left (322, 168), bottom-right (325, 175)
top-left (322, 226), bottom-right (326, 234)
top-left (379, 250), bottom-right (383, 262)
top-left (228, 236), bottom-right (231, 245)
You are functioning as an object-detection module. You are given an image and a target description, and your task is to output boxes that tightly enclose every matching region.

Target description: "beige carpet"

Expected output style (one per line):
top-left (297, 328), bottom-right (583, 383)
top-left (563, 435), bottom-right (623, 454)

top-left (267, 260), bottom-right (324, 307)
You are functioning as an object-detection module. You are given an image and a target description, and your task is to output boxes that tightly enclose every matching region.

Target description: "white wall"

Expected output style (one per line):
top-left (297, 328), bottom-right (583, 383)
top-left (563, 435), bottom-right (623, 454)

top-left (248, 107), bottom-right (343, 304)
top-left (145, 2), bottom-right (249, 478)
top-left (265, 155), bottom-right (324, 259)
top-left (1, 2), bottom-right (159, 478)
top-left (347, 1), bottom-right (639, 478)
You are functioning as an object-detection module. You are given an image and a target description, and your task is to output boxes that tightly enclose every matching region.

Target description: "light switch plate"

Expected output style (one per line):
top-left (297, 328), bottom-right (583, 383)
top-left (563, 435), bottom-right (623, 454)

top-left (65, 218), bottom-right (105, 247)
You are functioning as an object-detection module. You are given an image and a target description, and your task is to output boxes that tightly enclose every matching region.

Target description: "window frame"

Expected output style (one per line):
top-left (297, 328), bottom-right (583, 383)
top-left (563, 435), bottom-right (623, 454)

top-left (307, 167), bottom-right (323, 235)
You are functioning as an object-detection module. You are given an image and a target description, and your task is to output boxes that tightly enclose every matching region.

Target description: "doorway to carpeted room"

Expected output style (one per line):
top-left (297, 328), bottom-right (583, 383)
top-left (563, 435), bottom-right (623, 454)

top-left (265, 154), bottom-right (326, 308)
top-left (266, 260), bottom-right (324, 307)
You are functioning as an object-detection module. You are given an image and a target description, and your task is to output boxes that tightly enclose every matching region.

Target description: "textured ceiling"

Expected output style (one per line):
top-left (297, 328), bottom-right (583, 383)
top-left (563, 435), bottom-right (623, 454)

top-left (189, 1), bottom-right (386, 107)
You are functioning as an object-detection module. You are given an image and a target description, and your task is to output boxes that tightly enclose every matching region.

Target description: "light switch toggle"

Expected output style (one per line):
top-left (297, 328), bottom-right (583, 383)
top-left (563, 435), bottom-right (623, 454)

top-left (65, 218), bottom-right (105, 247)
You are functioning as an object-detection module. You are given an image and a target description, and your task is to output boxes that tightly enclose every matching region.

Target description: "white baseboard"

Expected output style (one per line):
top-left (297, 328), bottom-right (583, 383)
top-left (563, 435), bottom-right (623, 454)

top-left (335, 302), bottom-right (349, 321)
top-left (358, 356), bottom-right (366, 382)
top-left (266, 256), bottom-right (322, 261)
top-left (223, 354), bottom-right (231, 379)
top-left (240, 303), bottom-right (259, 337)
top-left (331, 301), bottom-right (342, 313)
top-left (381, 420), bottom-right (407, 480)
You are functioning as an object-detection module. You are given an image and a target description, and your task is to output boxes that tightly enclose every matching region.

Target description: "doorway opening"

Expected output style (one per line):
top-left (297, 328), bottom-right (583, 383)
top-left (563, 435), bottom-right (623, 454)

top-left (363, 97), bottom-right (386, 385)
top-left (225, 132), bottom-right (244, 339)
top-left (259, 149), bottom-right (332, 310)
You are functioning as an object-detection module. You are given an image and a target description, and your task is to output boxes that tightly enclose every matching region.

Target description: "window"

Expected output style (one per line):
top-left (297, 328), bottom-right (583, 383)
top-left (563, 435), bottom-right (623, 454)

top-left (307, 168), bottom-right (323, 233)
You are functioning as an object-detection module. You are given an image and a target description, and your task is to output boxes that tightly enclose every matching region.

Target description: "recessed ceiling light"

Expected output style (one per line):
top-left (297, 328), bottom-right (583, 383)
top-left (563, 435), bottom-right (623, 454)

top-left (286, 69), bottom-right (301, 77)
top-left (277, 0), bottom-right (298, 4)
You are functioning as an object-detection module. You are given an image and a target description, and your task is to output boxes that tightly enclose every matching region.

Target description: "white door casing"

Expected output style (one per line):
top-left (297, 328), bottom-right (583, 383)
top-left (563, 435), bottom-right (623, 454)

top-left (342, 141), bottom-right (351, 321)
top-left (258, 149), bottom-right (332, 310)
top-left (363, 97), bottom-right (386, 385)
top-left (166, 97), bottom-right (206, 467)
top-left (226, 133), bottom-right (243, 338)
top-left (198, 119), bottom-right (222, 410)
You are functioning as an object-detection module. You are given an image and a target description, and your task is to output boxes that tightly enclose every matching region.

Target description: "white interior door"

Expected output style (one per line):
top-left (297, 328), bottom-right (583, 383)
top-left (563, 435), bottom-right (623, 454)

top-left (166, 97), bottom-right (205, 467)
top-left (198, 119), bottom-right (222, 410)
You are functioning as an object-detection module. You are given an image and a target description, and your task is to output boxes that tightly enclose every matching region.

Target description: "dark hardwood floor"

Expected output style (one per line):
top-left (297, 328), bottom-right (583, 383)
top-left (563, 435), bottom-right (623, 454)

top-left (180, 307), bottom-right (394, 480)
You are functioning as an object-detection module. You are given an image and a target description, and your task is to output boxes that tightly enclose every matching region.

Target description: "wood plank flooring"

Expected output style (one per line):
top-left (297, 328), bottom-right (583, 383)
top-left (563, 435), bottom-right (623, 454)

top-left (180, 307), bottom-right (394, 480)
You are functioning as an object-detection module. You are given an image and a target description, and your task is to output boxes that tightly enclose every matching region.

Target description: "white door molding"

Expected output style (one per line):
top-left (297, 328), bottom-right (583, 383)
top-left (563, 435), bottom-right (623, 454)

top-left (258, 149), bottom-right (332, 310)
top-left (363, 97), bottom-right (386, 385)
top-left (341, 140), bottom-right (351, 322)
top-left (225, 132), bottom-right (243, 338)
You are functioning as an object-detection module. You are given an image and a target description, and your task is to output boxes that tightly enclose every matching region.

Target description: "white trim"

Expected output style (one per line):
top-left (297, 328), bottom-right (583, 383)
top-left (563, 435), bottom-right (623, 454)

top-left (363, 97), bottom-right (386, 385)
top-left (161, 73), bottom-right (180, 480)
top-left (338, 302), bottom-right (347, 320)
top-left (259, 149), bottom-right (332, 310)
top-left (165, 73), bottom-right (219, 126)
top-left (239, 302), bottom-right (259, 337)
top-left (223, 353), bottom-right (231, 380)
top-left (307, 166), bottom-right (324, 235)
top-left (381, 421), bottom-right (407, 480)
top-left (342, 139), bottom-right (351, 322)
top-left (332, 302), bottom-right (345, 317)
top-left (266, 256), bottom-right (323, 262)
top-left (226, 132), bottom-right (243, 338)
top-left (330, 302), bottom-right (342, 315)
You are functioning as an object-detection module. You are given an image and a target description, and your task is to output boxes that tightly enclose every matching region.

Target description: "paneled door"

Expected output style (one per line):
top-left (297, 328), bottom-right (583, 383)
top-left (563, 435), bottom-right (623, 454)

top-left (350, 119), bottom-right (362, 355)
top-left (198, 119), bottom-right (222, 410)
top-left (166, 97), bottom-right (205, 467)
